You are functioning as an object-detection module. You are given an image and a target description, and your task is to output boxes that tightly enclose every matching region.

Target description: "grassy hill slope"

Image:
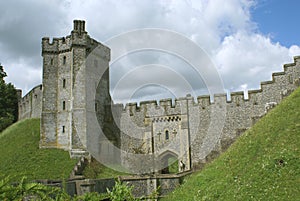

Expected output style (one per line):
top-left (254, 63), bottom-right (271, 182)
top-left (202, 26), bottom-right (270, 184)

top-left (0, 118), bottom-right (77, 181)
top-left (163, 87), bottom-right (300, 201)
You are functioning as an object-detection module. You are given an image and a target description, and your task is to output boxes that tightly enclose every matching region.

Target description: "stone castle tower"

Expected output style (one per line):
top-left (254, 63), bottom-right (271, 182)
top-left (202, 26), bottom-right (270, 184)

top-left (40, 20), bottom-right (117, 157)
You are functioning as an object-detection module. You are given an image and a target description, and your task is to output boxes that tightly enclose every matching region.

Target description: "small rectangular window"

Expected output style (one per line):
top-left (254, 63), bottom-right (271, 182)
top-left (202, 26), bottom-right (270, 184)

top-left (62, 126), bottom-right (65, 133)
top-left (165, 130), bottom-right (169, 140)
top-left (63, 56), bottom-right (66, 65)
top-left (289, 75), bottom-right (293, 84)
top-left (63, 79), bottom-right (66, 88)
top-left (63, 101), bottom-right (66, 110)
top-left (95, 102), bottom-right (98, 112)
top-left (50, 58), bottom-right (53, 65)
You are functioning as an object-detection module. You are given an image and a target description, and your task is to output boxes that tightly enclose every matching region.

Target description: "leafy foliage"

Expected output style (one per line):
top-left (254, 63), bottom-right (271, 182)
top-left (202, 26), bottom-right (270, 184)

top-left (0, 175), bottom-right (66, 201)
top-left (107, 179), bottom-right (140, 201)
top-left (0, 175), bottom-right (110, 201)
top-left (107, 179), bottom-right (159, 201)
top-left (0, 64), bottom-right (18, 132)
top-left (73, 192), bottom-right (108, 201)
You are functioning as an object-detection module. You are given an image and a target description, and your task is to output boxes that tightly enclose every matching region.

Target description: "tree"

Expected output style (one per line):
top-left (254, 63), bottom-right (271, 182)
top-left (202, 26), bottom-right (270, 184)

top-left (0, 64), bottom-right (18, 132)
top-left (0, 65), bottom-right (7, 80)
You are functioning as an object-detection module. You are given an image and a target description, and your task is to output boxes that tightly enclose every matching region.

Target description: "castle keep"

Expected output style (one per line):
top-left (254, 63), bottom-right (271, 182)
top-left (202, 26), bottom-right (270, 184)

top-left (18, 20), bottom-right (300, 174)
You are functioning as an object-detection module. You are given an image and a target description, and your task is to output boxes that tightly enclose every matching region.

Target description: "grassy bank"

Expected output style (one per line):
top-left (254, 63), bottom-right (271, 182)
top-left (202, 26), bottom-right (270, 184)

top-left (0, 118), bottom-right (77, 181)
top-left (162, 87), bottom-right (300, 200)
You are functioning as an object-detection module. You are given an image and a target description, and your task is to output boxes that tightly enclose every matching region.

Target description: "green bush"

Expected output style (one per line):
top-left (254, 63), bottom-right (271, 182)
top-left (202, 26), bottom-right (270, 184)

top-left (0, 176), bottom-right (66, 201)
top-left (107, 179), bottom-right (140, 201)
top-left (74, 192), bottom-right (108, 201)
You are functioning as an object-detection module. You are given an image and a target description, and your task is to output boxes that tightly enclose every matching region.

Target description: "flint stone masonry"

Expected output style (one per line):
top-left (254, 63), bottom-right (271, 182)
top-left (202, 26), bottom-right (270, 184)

top-left (18, 20), bottom-right (300, 173)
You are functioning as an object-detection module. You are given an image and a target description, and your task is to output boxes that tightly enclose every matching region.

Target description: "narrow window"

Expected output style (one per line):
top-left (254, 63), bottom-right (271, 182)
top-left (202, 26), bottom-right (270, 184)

top-left (165, 130), bottom-right (169, 140)
top-left (50, 58), bottom-right (53, 65)
top-left (236, 97), bottom-right (240, 106)
top-left (63, 56), bottom-right (66, 65)
top-left (63, 79), bottom-right (66, 88)
top-left (253, 96), bottom-right (258, 105)
top-left (95, 102), bottom-right (98, 112)
top-left (289, 75), bottom-right (293, 84)
top-left (63, 101), bottom-right (66, 110)
top-left (62, 126), bottom-right (65, 133)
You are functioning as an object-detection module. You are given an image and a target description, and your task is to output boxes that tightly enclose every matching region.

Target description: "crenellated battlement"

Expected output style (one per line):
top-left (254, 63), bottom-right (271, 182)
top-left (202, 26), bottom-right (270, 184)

top-left (42, 22), bottom-right (109, 62)
top-left (158, 98), bottom-right (173, 107)
top-left (42, 36), bottom-right (73, 54)
top-left (42, 37), bottom-right (59, 53)
top-left (284, 56), bottom-right (300, 68)
top-left (123, 97), bottom-right (186, 113)
top-left (228, 91), bottom-right (246, 106)
top-left (120, 55), bottom-right (300, 119)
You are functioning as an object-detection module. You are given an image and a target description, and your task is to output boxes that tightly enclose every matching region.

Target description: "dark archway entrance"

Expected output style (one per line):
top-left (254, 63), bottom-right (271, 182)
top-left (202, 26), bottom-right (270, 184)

top-left (159, 151), bottom-right (179, 174)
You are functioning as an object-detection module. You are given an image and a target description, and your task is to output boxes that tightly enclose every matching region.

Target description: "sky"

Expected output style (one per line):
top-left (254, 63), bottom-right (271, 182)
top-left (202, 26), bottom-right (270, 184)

top-left (1, 0), bottom-right (300, 104)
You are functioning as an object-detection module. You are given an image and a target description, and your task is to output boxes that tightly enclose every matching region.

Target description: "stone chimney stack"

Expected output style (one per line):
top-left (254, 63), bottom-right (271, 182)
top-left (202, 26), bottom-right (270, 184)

top-left (73, 20), bottom-right (86, 34)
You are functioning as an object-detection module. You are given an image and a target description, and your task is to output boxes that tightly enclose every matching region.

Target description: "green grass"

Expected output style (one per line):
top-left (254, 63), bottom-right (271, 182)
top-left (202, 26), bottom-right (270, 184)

top-left (0, 118), bottom-right (77, 181)
top-left (162, 87), bottom-right (300, 201)
top-left (168, 158), bottom-right (179, 174)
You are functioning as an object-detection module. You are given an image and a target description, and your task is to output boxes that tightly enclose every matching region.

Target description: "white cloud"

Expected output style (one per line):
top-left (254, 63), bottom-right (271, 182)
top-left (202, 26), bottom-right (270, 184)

top-left (4, 58), bottom-right (42, 94)
top-left (215, 31), bottom-right (299, 92)
top-left (288, 45), bottom-right (300, 57)
top-left (1, 0), bottom-right (300, 103)
top-left (0, 0), bottom-right (68, 90)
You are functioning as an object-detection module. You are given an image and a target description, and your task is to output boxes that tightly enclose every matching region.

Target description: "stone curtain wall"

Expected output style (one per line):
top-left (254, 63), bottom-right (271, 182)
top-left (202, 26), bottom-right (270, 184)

top-left (120, 56), bottom-right (300, 169)
top-left (18, 84), bottom-right (43, 120)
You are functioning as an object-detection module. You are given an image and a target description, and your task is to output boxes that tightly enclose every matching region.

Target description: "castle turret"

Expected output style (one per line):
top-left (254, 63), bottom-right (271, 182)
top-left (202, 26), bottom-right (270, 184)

top-left (40, 20), bottom-right (113, 158)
